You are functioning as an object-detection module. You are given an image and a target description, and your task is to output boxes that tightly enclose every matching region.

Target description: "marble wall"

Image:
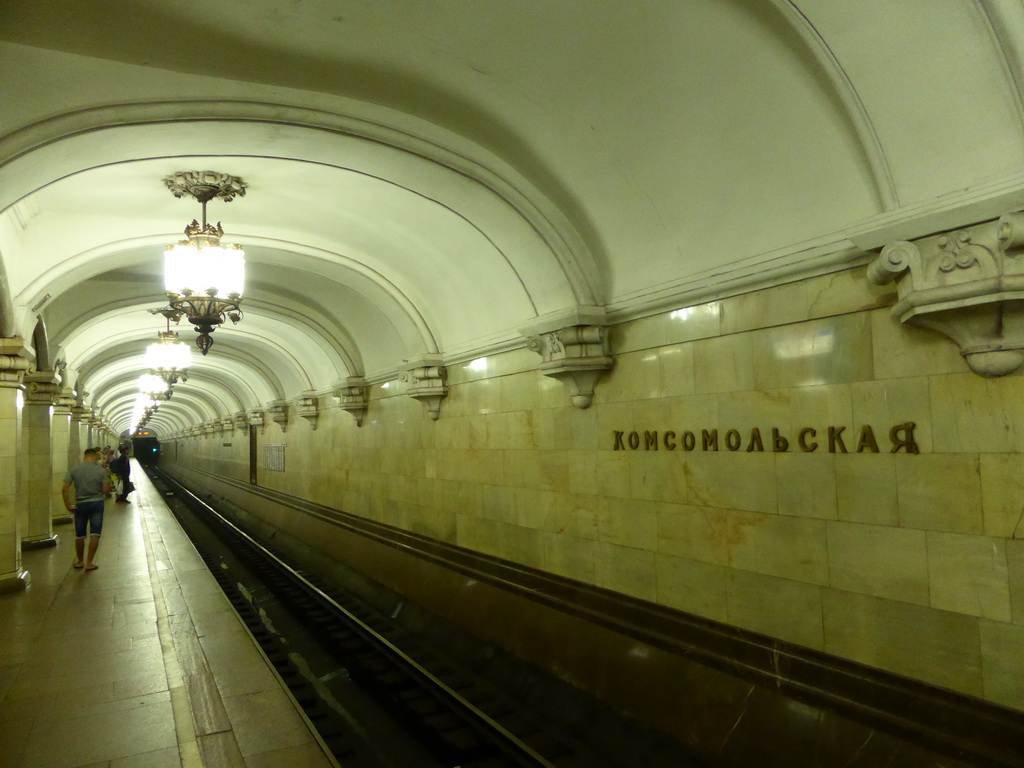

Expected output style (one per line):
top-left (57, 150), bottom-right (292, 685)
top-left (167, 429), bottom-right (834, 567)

top-left (168, 265), bottom-right (1024, 711)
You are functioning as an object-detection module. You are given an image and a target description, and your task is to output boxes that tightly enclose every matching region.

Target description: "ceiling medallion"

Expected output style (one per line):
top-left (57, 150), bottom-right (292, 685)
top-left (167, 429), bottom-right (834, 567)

top-left (161, 171), bottom-right (247, 355)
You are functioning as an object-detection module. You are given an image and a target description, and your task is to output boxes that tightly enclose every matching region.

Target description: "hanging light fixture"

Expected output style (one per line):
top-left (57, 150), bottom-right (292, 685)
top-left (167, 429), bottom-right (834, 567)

top-left (162, 171), bottom-right (247, 355)
top-left (145, 310), bottom-right (191, 385)
top-left (138, 373), bottom-right (172, 401)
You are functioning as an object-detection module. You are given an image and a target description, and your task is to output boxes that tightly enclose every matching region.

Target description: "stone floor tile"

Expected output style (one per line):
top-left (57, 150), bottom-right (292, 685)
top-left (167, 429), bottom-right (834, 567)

top-left (221, 690), bottom-right (316, 757)
top-left (109, 745), bottom-right (182, 768)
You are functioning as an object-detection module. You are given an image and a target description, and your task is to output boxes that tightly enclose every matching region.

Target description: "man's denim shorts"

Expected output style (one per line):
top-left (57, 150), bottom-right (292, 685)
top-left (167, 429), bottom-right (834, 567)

top-left (74, 500), bottom-right (104, 538)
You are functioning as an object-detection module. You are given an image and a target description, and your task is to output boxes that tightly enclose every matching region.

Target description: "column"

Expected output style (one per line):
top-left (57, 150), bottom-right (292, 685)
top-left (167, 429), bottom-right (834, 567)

top-left (0, 339), bottom-right (29, 592)
top-left (22, 370), bottom-right (59, 549)
top-left (69, 403), bottom-right (89, 471)
top-left (51, 387), bottom-right (76, 525)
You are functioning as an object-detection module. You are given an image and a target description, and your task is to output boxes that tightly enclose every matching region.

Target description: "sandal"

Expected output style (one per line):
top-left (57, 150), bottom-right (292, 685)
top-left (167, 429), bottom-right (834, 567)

top-left (84, 564), bottom-right (98, 571)
top-left (72, 562), bottom-right (84, 569)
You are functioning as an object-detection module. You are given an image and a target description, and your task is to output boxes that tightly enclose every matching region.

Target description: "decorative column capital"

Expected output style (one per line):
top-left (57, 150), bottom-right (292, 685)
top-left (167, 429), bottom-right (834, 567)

top-left (0, 338), bottom-right (30, 389)
top-left (266, 400), bottom-right (288, 432)
top-left (71, 405), bottom-right (91, 423)
top-left (294, 392), bottom-right (319, 430)
top-left (247, 408), bottom-right (265, 433)
top-left (334, 376), bottom-right (369, 426)
top-left (232, 411), bottom-right (249, 431)
top-left (218, 418), bottom-right (233, 434)
top-left (53, 387), bottom-right (77, 416)
top-left (869, 211), bottom-right (1024, 376)
top-left (23, 369), bottom-right (61, 405)
top-left (525, 324), bottom-right (613, 408)
top-left (399, 355), bottom-right (447, 420)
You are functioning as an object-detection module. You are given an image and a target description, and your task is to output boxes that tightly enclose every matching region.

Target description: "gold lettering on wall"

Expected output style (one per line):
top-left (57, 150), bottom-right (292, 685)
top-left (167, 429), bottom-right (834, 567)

top-left (611, 423), bottom-right (919, 454)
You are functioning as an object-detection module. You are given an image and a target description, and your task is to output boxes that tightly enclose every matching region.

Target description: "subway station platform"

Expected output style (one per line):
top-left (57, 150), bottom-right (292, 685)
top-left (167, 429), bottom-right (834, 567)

top-left (0, 461), bottom-right (336, 768)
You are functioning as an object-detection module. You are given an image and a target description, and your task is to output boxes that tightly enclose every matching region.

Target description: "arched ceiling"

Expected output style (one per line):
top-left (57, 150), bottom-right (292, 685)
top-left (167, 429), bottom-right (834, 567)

top-left (2, 0), bottom-right (1024, 434)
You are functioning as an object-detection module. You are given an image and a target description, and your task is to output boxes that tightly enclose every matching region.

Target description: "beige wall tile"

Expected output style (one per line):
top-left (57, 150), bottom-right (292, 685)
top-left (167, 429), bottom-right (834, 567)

top-left (685, 452), bottom-right (778, 515)
top-left (658, 345), bottom-right (696, 398)
top-left (498, 521), bottom-right (545, 569)
top-left (664, 302), bottom-right (721, 345)
top-left (717, 389), bottom-right (791, 435)
top-left (980, 454), bottom-right (1024, 538)
top-left (629, 450), bottom-right (689, 505)
top-left (613, 315), bottom-right (666, 354)
top-left (930, 372), bottom-right (1024, 454)
top-left (597, 497), bottom-right (658, 552)
top-left (657, 504), bottom-right (761, 570)
top-left (755, 515), bottom-right (829, 586)
top-left (721, 280), bottom-right (809, 335)
top-left (1009, 540), bottom-right (1024, 626)
top-left (754, 313), bottom-right (874, 390)
top-left (542, 532), bottom-right (596, 583)
top-left (927, 532), bottom-right (1011, 622)
top-left (726, 570), bottom-right (823, 649)
top-left (805, 265), bottom-right (895, 319)
top-left (592, 449), bottom-right (632, 500)
top-left (827, 521), bottom-right (929, 605)
top-left (789, 383), bottom-right (853, 428)
top-left (850, 377), bottom-right (933, 454)
top-left (834, 454), bottom-right (899, 526)
top-left (693, 333), bottom-right (754, 394)
top-left (776, 453), bottom-right (838, 520)
top-left (980, 620), bottom-right (1024, 710)
top-left (595, 542), bottom-right (657, 602)
top-left (897, 454), bottom-right (983, 534)
top-left (601, 350), bottom-right (663, 403)
top-left (655, 553), bottom-right (729, 622)
top-left (871, 309), bottom-right (966, 380)
top-left (823, 590), bottom-right (982, 697)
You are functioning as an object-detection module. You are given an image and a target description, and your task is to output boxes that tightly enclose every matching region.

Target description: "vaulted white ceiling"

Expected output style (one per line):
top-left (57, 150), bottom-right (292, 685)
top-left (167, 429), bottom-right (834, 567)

top-left (2, 0), bottom-right (1023, 435)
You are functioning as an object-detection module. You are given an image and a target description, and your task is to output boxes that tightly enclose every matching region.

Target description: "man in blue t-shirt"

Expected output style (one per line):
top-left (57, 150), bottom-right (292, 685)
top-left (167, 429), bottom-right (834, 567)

top-left (62, 448), bottom-right (112, 571)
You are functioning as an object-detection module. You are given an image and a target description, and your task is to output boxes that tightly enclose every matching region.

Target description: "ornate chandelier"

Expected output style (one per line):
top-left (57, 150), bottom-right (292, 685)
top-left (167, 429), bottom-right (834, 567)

top-left (145, 313), bottom-right (191, 386)
top-left (163, 171), bottom-right (247, 355)
top-left (138, 373), bottom-right (172, 401)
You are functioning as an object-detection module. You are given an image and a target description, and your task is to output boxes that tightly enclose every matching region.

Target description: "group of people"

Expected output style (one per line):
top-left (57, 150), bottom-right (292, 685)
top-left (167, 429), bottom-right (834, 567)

top-left (60, 442), bottom-right (133, 571)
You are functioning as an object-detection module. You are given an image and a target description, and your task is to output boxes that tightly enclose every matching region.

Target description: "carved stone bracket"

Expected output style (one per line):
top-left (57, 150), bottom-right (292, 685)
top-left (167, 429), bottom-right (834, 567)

top-left (0, 338), bottom-right (30, 389)
top-left (233, 411), bottom-right (249, 431)
top-left (248, 409), bottom-right (265, 433)
top-left (54, 387), bottom-right (77, 416)
top-left (202, 422), bottom-right (216, 436)
top-left (219, 417), bottom-right (234, 434)
top-left (526, 324), bottom-right (613, 408)
top-left (294, 392), bottom-right (319, 431)
top-left (399, 356), bottom-right (447, 420)
top-left (870, 211), bottom-right (1024, 376)
top-left (266, 400), bottom-right (288, 432)
top-left (23, 369), bottom-right (60, 405)
top-left (334, 377), bottom-right (369, 426)
top-left (71, 405), bottom-right (91, 423)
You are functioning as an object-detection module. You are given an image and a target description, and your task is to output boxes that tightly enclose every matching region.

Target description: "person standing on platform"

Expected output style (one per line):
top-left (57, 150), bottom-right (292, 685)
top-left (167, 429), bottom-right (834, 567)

top-left (62, 448), bottom-right (112, 571)
top-left (110, 443), bottom-right (133, 504)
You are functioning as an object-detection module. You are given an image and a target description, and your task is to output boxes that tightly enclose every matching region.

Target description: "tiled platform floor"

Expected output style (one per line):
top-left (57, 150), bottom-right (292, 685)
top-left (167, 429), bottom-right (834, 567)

top-left (0, 461), bottom-right (336, 768)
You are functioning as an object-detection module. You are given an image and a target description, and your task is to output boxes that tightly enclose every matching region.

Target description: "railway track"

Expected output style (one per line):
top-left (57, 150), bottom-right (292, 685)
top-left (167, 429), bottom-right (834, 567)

top-left (146, 465), bottom-right (599, 768)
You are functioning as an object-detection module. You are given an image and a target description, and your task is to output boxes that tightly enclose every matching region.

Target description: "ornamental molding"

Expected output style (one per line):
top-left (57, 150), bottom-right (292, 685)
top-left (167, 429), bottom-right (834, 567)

top-left (247, 408), bottom-right (265, 433)
top-left (71, 405), bottom-right (91, 423)
top-left (294, 392), bottom-right (319, 431)
top-left (525, 324), bottom-right (613, 408)
top-left (54, 387), bottom-right (77, 416)
top-left (266, 400), bottom-right (288, 432)
top-left (163, 171), bottom-right (247, 204)
top-left (869, 210), bottom-right (1024, 376)
top-left (399, 355), bottom-right (447, 420)
top-left (233, 411), bottom-right (249, 431)
top-left (219, 417), bottom-right (233, 433)
top-left (23, 369), bottom-right (60, 405)
top-left (0, 338), bottom-right (30, 389)
top-left (334, 376), bottom-right (369, 426)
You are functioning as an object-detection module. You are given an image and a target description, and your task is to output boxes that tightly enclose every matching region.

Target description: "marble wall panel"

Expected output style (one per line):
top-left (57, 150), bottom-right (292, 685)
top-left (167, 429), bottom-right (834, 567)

top-left (822, 590), bottom-right (983, 697)
top-left (926, 532), bottom-right (1011, 622)
top-left (753, 515), bottom-right (828, 586)
top-left (826, 521), bottom-right (929, 605)
top-left (929, 372), bottom-right (1024, 454)
top-left (834, 454), bottom-right (898, 526)
top-left (693, 333), bottom-right (754, 394)
top-left (655, 553), bottom-right (729, 622)
top-left (753, 313), bottom-right (873, 391)
top-left (1009, 539), bottom-right (1024, 626)
top-left (979, 453), bottom-right (1024, 538)
top-left (595, 541), bottom-right (657, 602)
top-left (896, 454), bottom-right (983, 534)
top-left (979, 620), bottom-right (1024, 709)
top-left (542, 530), bottom-right (597, 583)
top-left (775, 453), bottom-right (837, 520)
top-left (720, 279), bottom-right (809, 335)
top-left (725, 570), bottom-right (824, 650)
top-left (870, 310), bottom-right (965, 379)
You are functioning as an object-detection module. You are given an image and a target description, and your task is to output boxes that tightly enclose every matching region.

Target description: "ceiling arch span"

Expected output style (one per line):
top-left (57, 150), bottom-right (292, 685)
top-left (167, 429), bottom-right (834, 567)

top-left (85, 361), bottom-right (249, 419)
top-left (95, 376), bottom-right (235, 424)
top-left (0, 102), bottom-right (600, 308)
